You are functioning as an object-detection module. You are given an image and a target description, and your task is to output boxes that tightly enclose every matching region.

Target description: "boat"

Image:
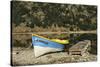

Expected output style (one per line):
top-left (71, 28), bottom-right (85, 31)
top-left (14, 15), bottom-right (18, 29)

top-left (32, 34), bottom-right (66, 57)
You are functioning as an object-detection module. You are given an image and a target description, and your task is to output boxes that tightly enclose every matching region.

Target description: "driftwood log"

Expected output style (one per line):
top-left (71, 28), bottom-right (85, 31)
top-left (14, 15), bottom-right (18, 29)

top-left (69, 40), bottom-right (91, 56)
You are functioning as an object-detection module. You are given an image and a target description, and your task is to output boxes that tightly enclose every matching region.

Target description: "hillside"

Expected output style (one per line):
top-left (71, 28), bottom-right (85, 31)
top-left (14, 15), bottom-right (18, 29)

top-left (11, 1), bottom-right (97, 32)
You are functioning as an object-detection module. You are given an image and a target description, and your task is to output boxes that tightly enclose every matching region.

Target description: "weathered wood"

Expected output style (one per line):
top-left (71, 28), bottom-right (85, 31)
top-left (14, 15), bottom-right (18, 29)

top-left (69, 40), bottom-right (91, 56)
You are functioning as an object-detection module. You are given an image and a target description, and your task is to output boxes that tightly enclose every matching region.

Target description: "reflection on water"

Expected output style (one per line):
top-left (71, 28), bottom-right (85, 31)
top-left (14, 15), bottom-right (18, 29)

top-left (12, 33), bottom-right (97, 55)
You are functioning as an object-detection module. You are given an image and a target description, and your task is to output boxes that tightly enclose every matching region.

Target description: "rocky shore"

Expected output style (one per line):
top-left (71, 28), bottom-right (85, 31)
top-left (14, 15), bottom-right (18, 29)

top-left (12, 47), bottom-right (97, 66)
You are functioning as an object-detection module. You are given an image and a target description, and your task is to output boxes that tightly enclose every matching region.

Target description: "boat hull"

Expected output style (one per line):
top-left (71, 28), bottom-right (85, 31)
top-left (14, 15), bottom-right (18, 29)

top-left (32, 36), bottom-right (64, 57)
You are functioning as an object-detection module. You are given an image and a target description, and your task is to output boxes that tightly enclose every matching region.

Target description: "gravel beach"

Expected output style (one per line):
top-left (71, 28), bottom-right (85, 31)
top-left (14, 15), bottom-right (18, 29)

top-left (12, 47), bottom-right (97, 66)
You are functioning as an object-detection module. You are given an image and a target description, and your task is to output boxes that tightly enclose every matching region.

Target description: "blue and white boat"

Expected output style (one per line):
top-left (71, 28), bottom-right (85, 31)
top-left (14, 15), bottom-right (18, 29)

top-left (32, 34), bottom-right (64, 57)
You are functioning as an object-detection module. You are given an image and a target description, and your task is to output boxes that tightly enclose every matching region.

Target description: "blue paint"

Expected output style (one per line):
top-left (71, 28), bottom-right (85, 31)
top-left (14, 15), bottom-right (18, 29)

top-left (32, 36), bottom-right (64, 49)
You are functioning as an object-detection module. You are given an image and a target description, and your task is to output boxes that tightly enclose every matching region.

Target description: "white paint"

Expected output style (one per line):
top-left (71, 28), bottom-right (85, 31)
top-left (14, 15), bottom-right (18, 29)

top-left (34, 46), bottom-right (63, 57)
